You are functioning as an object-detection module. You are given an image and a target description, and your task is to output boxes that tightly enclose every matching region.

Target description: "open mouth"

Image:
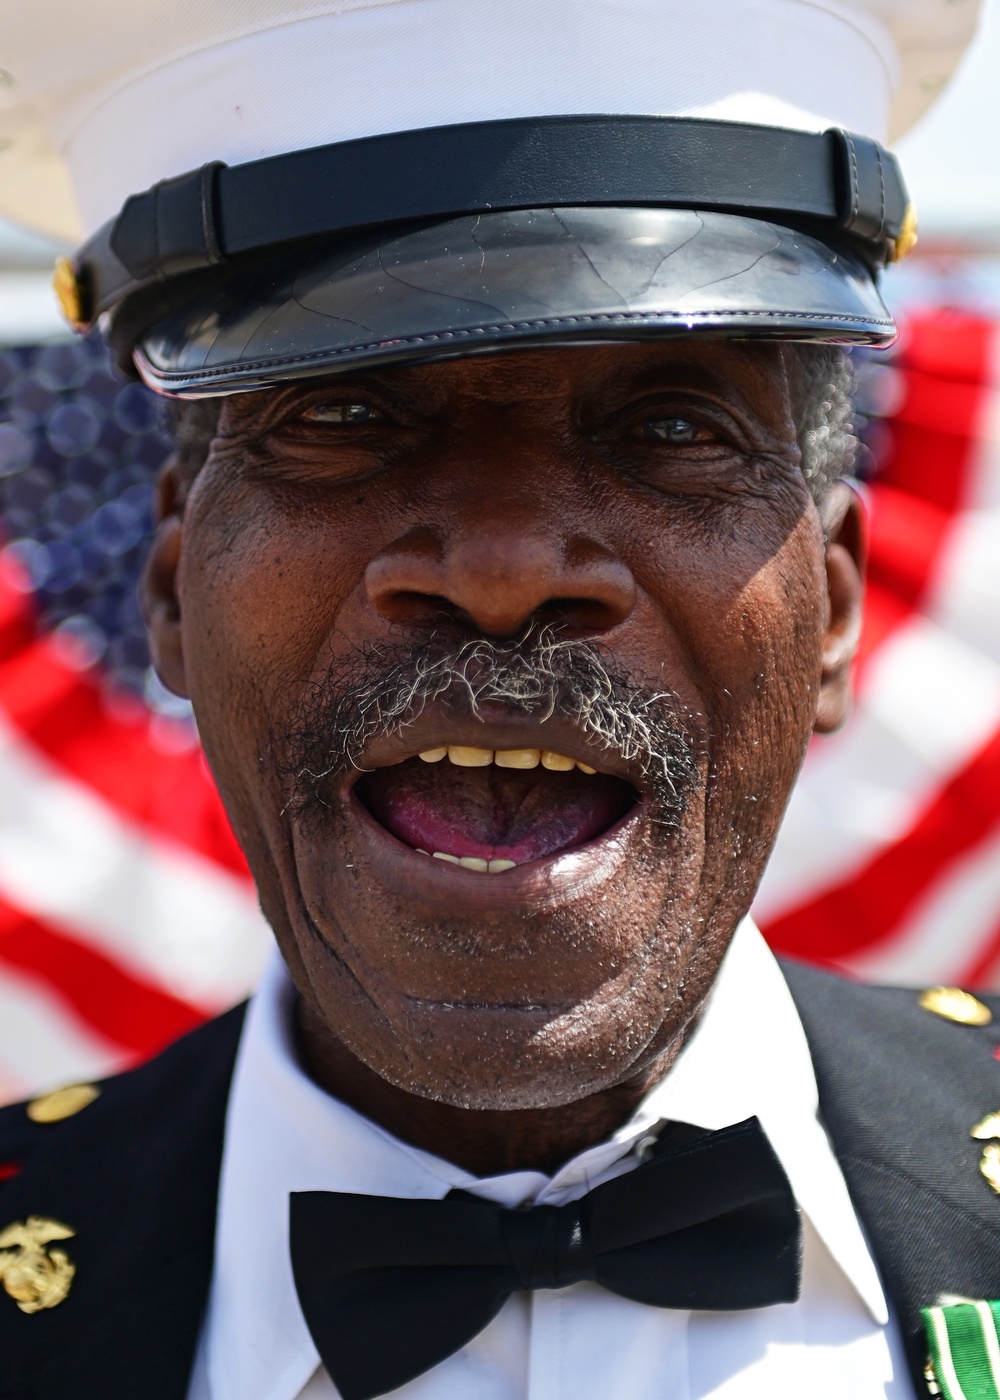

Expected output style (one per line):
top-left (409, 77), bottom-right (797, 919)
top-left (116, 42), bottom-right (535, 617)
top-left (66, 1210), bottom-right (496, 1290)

top-left (354, 744), bottom-right (638, 873)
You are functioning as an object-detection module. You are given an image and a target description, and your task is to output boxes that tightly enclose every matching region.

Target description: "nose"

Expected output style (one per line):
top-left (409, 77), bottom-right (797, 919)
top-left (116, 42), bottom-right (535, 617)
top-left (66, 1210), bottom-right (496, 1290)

top-left (365, 522), bottom-right (636, 637)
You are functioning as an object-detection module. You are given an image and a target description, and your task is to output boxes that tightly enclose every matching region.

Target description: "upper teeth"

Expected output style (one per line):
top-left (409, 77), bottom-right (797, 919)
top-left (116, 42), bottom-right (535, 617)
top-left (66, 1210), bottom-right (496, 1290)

top-left (418, 746), bottom-right (597, 773)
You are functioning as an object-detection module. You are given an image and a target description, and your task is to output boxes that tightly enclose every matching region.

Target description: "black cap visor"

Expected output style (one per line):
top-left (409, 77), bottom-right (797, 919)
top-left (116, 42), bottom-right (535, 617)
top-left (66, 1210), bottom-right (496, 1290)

top-left (131, 206), bottom-right (896, 397)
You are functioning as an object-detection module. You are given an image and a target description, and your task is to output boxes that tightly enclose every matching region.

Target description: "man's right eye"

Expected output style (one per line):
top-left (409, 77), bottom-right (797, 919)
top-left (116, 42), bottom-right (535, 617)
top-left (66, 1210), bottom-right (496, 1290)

top-left (641, 416), bottom-right (712, 445)
top-left (301, 402), bottom-right (380, 424)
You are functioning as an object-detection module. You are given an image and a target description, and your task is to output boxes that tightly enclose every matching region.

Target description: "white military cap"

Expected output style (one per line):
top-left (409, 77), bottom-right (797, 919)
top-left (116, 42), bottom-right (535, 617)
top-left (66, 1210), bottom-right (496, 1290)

top-left (0, 0), bottom-right (985, 395)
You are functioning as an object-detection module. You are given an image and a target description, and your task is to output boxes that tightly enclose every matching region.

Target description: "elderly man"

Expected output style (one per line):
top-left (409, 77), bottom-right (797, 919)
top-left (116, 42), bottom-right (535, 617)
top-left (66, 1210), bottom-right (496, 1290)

top-left (0, 2), bottom-right (997, 1398)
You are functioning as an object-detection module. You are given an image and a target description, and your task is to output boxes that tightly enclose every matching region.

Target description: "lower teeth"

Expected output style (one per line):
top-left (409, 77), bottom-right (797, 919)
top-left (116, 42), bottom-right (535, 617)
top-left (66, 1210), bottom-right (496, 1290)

top-left (415, 849), bottom-right (518, 874)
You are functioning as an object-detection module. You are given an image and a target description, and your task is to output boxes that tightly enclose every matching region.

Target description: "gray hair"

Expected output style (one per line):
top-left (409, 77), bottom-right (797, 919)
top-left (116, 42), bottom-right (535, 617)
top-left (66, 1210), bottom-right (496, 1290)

top-left (281, 623), bottom-right (701, 828)
top-left (161, 342), bottom-right (859, 504)
top-left (785, 342), bottom-right (859, 499)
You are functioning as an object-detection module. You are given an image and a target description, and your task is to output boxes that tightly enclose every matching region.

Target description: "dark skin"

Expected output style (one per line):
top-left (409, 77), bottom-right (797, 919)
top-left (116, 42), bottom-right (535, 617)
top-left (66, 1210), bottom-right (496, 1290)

top-left (143, 340), bottom-right (863, 1176)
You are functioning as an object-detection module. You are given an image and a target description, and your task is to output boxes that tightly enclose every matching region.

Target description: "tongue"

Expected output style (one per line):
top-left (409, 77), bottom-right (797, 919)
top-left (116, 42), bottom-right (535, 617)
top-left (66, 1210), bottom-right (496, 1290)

top-left (357, 757), bottom-right (633, 863)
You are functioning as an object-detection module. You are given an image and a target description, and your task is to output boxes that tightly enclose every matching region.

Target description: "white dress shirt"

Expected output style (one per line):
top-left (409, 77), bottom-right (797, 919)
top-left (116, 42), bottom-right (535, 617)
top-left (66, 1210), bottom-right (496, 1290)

top-left (186, 921), bottom-right (916, 1400)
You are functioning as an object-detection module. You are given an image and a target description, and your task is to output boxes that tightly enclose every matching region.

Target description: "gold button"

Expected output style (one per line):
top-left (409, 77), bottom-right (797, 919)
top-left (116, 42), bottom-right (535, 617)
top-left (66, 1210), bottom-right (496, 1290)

top-left (918, 986), bottom-right (992, 1027)
top-left (26, 1083), bottom-right (100, 1124)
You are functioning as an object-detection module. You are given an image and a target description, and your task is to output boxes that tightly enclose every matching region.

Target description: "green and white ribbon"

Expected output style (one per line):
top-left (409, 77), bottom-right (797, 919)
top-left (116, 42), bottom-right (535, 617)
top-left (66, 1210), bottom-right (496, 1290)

top-left (923, 1302), bottom-right (1000, 1399)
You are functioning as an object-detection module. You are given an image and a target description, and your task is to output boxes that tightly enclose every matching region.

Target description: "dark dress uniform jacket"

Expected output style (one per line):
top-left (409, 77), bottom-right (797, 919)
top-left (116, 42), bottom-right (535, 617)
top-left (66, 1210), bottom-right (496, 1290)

top-left (1, 961), bottom-right (999, 1400)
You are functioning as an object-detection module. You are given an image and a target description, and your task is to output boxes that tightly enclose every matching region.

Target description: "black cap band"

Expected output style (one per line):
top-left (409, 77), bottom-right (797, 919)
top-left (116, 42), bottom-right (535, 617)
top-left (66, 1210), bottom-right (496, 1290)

top-left (72, 115), bottom-right (909, 334)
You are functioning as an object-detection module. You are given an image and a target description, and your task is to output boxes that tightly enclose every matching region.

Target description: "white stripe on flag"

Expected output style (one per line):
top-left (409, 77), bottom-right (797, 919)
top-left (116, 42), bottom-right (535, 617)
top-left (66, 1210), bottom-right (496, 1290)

top-left (966, 386), bottom-right (1000, 512)
top-left (0, 961), bottom-right (124, 1103)
top-left (930, 509), bottom-right (1000, 664)
top-left (837, 815), bottom-right (1000, 985)
top-left (0, 712), bottom-right (271, 1011)
top-left (756, 615), bottom-right (1000, 922)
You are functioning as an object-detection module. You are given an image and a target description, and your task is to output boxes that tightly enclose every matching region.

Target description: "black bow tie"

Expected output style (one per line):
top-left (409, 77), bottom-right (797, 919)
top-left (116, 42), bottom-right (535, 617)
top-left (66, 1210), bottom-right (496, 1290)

top-left (290, 1116), bottom-right (801, 1400)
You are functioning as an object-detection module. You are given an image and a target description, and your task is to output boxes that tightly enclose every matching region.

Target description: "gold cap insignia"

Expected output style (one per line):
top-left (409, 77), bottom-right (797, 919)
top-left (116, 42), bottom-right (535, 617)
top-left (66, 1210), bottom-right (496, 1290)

top-left (918, 986), bottom-right (992, 1026)
top-left (890, 203), bottom-right (919, 263)
top-left (51, 255), bottom-right (89, 332)
top-left (0, 1217), bottom-right (76, 1313)
top-left (27, 1083), bottom-right (100, 1124)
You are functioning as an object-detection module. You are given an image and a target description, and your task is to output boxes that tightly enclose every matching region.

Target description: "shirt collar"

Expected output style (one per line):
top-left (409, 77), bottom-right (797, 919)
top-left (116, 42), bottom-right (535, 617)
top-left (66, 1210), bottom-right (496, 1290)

top-left (200, 919), bottom-right (888, 1400)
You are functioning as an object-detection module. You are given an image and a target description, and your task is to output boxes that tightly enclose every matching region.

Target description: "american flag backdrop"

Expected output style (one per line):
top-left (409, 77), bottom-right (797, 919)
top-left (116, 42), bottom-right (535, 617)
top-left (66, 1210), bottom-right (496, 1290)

top-left (0, 337), bottom-right (269, 1105)
top-left (755, 310), bottom-right (1000, 985)
top-left (0, 310), bottom-right (996, 1103)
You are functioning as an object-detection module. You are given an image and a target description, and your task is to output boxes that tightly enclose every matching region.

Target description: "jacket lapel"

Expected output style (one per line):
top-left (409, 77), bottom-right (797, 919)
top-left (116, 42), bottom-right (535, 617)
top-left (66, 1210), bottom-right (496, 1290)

top-left (0, 1005), bottom-right (245, 1400)
top-left (6, 958), bottom-right (998, 1397)
top-left (784, 960), bottom-right (1000, 1396)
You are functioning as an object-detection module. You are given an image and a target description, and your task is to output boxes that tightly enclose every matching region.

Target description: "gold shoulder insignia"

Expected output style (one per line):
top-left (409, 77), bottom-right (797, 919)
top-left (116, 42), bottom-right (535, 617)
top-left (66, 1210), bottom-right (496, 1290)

top-left (970, 1115), bottom-right (1000, 1197)
top-left (0, 1216), bottom-right (76, 1312)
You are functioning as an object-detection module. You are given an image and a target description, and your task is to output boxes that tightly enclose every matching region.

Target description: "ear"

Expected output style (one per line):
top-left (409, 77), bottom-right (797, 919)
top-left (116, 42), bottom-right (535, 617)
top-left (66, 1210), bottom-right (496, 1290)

top-left (813, 480), bottom-right (867, 735)
top-left (141, 457), bottom-right (189, 699)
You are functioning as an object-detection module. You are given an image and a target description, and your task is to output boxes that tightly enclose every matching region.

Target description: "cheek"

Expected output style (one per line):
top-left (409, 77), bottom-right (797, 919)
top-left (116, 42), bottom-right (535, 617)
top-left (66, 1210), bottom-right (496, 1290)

top-left (641, 501), bottom-right (824, 688)
top-left (175, 479), bottom-right (381, 841)
top-left (709, 532), bottom-right (825, 716)
top-left (178, 481), bottom-right (366, 705)
top-left (638, 503), bottom-right (826, 860)
top-left (719, 534), bottom-right (827, 871)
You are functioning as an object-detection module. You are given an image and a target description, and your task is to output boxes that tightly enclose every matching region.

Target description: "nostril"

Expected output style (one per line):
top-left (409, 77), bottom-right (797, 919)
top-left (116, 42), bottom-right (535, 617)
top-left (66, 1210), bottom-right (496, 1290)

top-left (365, 530), bottom-right (636, 637)
top-left (375, 590), bottom-right (463, 626)
top-left (365, 533), bottom-right (454, 624)
top-left (544, 597), bottom-right (629, 635)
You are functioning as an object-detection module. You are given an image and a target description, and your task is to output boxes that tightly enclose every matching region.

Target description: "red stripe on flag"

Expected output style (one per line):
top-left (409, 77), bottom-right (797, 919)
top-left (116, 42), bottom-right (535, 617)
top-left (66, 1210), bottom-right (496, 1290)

top-left (877, 368), bottom-right (990, 513)
top-left (764, 721), bottom-right (1000, 965)
top-left (0, 562), bottom-right (250, 880)
top-left (895, 309), bottom-right (996, 387)
top-left (853, 484), bottom-right (956, 672)
top-left (849, 312), bottom-right (994, 673)
top-left (760, 313), bottom-right (1000, 967)
top-left (866, 483), bottom-right (956, 613)
top-left (0, 897), bottom-right (205, 1058)
top-left (0, 562), bottom-right (35, 658)
top-left (957, 907), bottom-right (1000, 989)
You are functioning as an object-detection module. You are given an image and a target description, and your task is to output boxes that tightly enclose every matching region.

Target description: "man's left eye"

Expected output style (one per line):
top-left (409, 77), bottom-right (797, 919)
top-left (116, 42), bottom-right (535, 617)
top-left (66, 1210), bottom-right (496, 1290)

top-left (642, 417), bottom-right (709, 444)
top-left (302, 402), bottom-right (379, 424)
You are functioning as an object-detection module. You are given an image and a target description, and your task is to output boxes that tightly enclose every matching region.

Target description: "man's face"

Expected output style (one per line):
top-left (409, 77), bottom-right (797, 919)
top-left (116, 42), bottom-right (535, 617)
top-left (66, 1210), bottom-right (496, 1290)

top-left (146, 341), bottom-right (861, 1111)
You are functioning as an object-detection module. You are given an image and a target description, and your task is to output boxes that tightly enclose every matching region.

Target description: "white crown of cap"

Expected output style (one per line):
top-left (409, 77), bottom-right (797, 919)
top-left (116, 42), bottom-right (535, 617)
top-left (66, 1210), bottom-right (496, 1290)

top-left (0, 0), bottom-right (984, 242)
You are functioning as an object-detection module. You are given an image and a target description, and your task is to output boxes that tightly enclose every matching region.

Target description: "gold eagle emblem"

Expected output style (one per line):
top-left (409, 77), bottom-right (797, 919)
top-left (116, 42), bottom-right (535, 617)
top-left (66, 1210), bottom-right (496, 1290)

top-left (0, 1216), bottom-right (76, 1313)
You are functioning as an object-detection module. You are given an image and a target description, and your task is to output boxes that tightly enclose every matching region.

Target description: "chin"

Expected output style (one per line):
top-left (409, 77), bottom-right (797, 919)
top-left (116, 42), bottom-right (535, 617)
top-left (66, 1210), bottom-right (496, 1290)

top-left (279, 740), bottom-right (715, 1110)
top-left (297, 914), bottom-right (700, 1111)
top-left (395, 1006), bottom-right (690, 1112)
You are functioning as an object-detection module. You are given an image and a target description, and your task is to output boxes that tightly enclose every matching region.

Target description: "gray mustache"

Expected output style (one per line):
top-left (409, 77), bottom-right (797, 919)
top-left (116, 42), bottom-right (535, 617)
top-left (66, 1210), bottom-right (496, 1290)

top-left (282, 625), bottom-right (702, 826)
